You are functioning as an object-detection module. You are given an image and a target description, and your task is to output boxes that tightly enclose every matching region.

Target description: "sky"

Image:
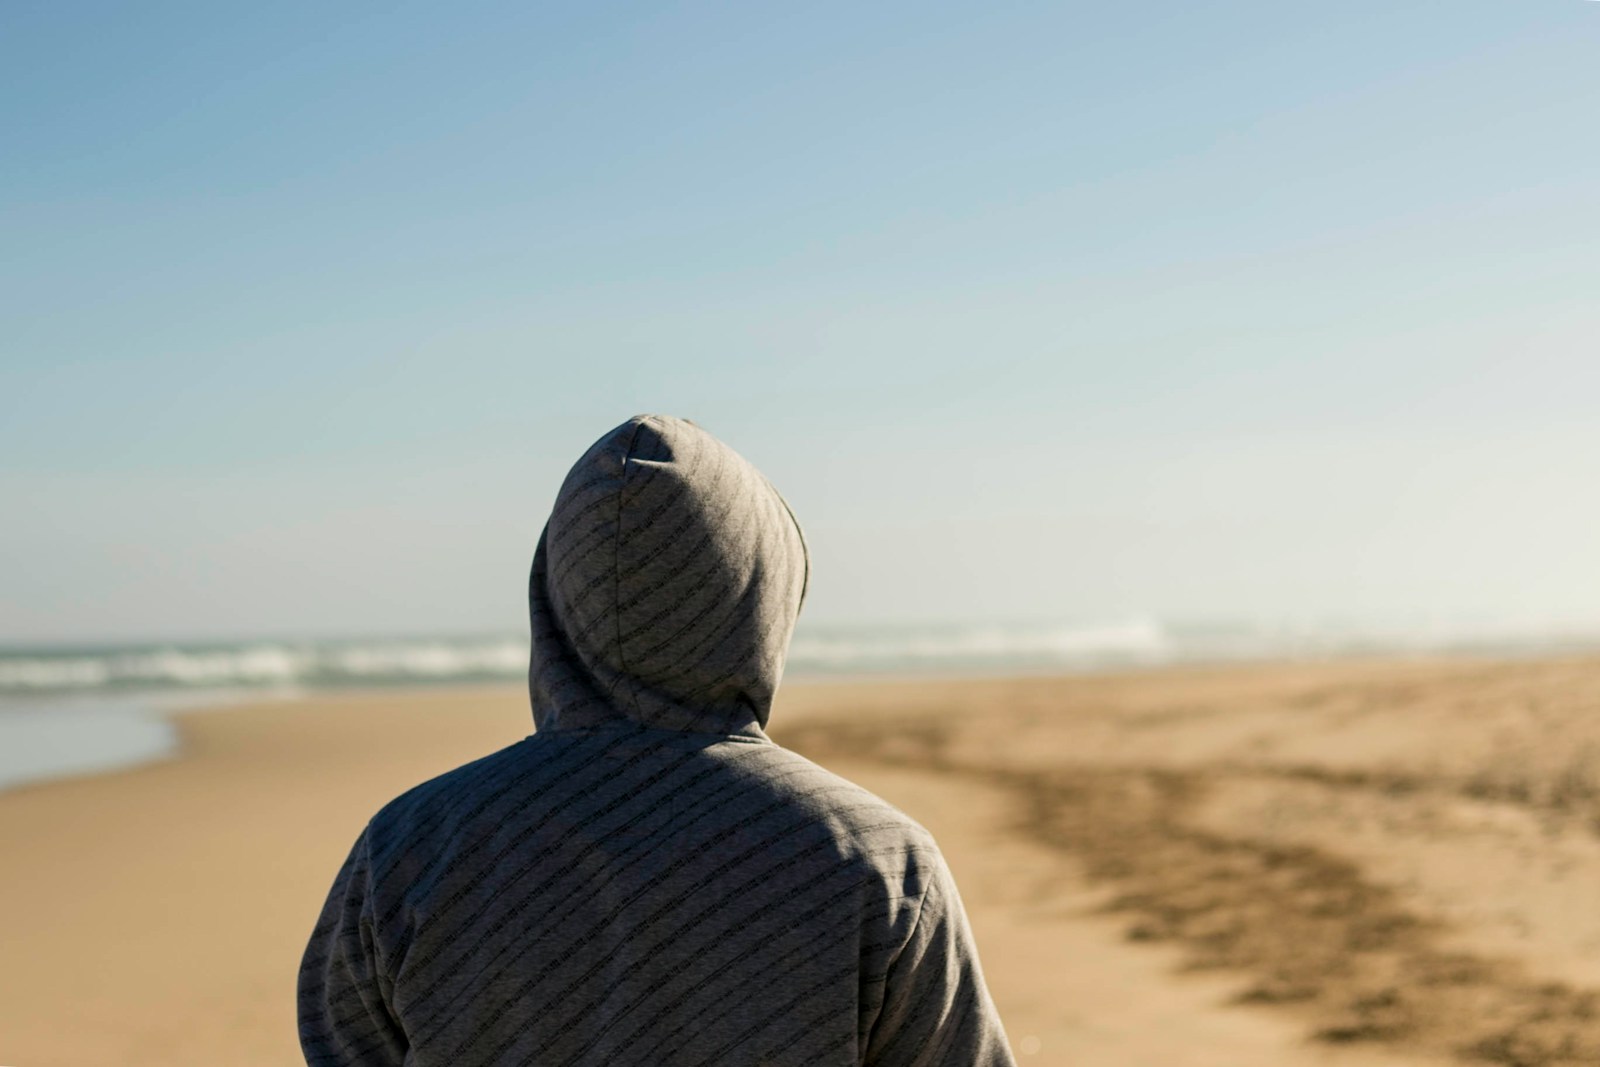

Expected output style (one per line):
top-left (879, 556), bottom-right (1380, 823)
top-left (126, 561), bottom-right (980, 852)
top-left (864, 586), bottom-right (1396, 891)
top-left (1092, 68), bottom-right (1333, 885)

top-left (3, 1), bottom-right (1599, 644)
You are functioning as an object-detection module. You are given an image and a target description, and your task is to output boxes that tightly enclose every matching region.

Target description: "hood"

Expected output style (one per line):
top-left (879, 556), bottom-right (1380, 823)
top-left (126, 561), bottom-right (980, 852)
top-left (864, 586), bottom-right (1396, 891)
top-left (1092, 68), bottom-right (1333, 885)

top-left (528, 415), bottom-right (809, 738)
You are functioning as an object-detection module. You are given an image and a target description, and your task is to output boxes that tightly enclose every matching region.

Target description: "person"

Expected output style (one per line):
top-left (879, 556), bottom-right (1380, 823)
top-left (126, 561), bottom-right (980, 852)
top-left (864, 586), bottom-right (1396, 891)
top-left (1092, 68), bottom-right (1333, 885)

top-left (298, 414), bottom-right (1016, 1066)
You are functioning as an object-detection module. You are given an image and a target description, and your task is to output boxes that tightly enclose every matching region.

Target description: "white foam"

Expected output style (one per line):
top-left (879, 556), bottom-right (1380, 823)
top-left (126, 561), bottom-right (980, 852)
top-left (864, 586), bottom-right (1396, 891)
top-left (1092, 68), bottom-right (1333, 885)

top-left (5, 619), bottom-right (1600, 696)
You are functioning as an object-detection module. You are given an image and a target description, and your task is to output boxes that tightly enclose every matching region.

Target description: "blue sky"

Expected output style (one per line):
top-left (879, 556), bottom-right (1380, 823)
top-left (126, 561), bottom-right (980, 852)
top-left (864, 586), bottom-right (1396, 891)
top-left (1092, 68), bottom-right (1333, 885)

top-left (3, 2), bottom-right (1599, 642)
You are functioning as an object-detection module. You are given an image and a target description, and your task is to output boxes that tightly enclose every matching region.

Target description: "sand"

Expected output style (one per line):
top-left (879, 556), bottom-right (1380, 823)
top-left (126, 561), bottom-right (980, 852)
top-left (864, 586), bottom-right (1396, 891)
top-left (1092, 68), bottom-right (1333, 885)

top-left (6, 658), bottom-right (1600, 1065)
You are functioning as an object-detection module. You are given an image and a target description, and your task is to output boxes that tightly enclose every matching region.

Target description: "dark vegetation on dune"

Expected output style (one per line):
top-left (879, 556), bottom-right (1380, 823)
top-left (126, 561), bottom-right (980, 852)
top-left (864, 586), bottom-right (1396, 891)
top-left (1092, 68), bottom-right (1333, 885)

top-left (783, 707), bottom-right (1600, 1067)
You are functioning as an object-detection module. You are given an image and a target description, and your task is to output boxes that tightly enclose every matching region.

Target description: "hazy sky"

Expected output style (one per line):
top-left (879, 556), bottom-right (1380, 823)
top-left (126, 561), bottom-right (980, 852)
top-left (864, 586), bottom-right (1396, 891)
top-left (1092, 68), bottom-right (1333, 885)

top-left (4, 2), bottom-right (1599, 643)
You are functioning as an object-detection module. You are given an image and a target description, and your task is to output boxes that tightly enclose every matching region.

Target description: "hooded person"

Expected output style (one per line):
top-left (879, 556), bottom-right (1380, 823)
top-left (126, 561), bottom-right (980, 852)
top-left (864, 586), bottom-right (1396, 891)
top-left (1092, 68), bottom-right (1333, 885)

top-left (298, 414), bottom-right (1016, 1067)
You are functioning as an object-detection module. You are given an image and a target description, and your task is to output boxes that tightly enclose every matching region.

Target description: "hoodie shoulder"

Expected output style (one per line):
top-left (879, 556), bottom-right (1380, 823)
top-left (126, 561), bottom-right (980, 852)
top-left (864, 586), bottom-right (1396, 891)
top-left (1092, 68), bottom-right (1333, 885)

top-left (750, 743), bottom-right (941, 858)
top-left (363, 736), bottom-right (542, 842)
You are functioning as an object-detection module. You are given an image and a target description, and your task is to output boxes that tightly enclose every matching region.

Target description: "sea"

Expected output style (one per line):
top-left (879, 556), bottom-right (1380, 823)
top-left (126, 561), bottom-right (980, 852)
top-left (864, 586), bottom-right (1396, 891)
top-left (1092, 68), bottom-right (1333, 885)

top-left (3, 618), bottom-right (1597, 792)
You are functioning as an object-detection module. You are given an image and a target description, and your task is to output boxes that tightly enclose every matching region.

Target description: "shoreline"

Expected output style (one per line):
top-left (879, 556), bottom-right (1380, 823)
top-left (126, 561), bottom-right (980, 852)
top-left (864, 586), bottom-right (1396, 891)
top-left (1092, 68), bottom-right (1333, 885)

top-left (0, 682), bottom-right (522, 795)
top-left (0, 650), bottom-right (1548, 795)
top-left (5, 647), bottom-right (1596, 807)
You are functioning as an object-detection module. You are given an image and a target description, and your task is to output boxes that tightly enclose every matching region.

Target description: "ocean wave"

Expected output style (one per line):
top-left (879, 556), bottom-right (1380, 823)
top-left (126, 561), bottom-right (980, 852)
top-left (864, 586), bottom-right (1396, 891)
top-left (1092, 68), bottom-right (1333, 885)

top-left (0, 638), bottom-right (531, 693)
top-left (0, 625), bottom-right (1175, 693)
top-left (4, 620), bottom-right (1597, 694)
top-left (787, 620), bottom-right (1171, 668)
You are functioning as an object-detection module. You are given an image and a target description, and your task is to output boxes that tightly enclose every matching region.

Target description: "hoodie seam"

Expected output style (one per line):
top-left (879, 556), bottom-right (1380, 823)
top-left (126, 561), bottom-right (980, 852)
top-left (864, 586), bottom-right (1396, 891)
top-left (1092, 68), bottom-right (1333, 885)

top-left (614, 418), bottom-right (649, 721)
top-left (772, 483), bottom-right (810, 610)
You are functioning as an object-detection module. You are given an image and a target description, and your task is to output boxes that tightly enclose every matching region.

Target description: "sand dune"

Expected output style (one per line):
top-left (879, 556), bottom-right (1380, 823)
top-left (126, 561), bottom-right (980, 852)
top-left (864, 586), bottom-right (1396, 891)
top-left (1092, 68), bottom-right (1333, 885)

top-left (5, 658), bottom-right (1598, 1065)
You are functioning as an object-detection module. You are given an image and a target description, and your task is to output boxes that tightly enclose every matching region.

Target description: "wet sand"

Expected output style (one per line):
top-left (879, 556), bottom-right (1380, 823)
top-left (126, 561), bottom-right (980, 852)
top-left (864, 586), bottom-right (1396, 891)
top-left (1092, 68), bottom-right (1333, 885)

top-left (7, 658), bottom-right (1600, 1065)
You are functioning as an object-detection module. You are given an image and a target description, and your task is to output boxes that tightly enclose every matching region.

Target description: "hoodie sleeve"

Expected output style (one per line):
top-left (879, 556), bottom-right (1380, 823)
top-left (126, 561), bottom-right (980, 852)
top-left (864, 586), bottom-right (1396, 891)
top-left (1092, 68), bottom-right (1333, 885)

top-left (297, 826), bottom-right (408, 1067)
top-left (864, 852), bottom-right (1017, 1067)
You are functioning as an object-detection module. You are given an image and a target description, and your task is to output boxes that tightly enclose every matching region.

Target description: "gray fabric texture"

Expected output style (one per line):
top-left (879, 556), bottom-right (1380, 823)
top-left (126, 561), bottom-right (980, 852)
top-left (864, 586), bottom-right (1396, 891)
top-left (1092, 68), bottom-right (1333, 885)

top-left (298, 414), bottom-right (1016, 1067)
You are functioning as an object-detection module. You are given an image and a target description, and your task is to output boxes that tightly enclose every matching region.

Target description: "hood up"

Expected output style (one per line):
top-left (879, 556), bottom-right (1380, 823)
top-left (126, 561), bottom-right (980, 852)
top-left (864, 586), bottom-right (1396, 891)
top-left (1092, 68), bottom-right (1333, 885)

top-left (528, 415), bottom-right (809, 738)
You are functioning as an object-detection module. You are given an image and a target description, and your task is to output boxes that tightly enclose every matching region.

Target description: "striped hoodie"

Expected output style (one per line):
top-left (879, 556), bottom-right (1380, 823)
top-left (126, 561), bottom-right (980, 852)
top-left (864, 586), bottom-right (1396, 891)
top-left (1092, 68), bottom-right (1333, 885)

top-left (298, 414), bottom-right (1016, 1066)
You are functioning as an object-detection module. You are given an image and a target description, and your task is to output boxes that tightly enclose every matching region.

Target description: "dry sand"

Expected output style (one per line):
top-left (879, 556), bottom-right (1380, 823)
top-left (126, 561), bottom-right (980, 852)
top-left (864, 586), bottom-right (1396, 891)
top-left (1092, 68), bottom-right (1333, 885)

top-left (6, 658), bottom-right (1600, 1065)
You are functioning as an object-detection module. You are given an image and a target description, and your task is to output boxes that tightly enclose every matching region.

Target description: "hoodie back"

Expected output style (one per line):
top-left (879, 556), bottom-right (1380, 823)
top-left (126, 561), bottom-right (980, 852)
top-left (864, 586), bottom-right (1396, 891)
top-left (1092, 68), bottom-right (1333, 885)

top-left (298, 415), bottom-right (1015, 1067)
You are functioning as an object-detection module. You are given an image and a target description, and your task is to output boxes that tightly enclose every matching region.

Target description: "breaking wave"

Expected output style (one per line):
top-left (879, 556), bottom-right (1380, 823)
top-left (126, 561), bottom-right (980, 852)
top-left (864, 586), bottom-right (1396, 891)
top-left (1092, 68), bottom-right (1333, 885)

top-left (4, 618), bottom-right (1599, 695)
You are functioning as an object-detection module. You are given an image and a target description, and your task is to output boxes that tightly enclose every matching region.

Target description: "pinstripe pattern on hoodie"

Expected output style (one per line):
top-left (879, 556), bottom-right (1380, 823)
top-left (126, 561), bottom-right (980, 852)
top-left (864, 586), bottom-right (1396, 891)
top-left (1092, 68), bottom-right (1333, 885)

top-left (298, 415), bottom-right (1015, 1066)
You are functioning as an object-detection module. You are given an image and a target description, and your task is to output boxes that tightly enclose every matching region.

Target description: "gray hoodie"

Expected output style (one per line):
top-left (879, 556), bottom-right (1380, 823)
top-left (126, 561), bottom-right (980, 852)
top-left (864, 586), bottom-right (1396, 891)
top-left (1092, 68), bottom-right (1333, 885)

top-left (298, 414), bottom-right (1015, 1066)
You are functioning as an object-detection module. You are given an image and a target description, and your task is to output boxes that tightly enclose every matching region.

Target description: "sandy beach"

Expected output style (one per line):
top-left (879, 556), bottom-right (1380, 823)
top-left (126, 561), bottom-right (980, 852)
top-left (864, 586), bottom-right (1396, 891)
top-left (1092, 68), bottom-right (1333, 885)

top-left (6, 657), bottom-right (1600, 1065)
